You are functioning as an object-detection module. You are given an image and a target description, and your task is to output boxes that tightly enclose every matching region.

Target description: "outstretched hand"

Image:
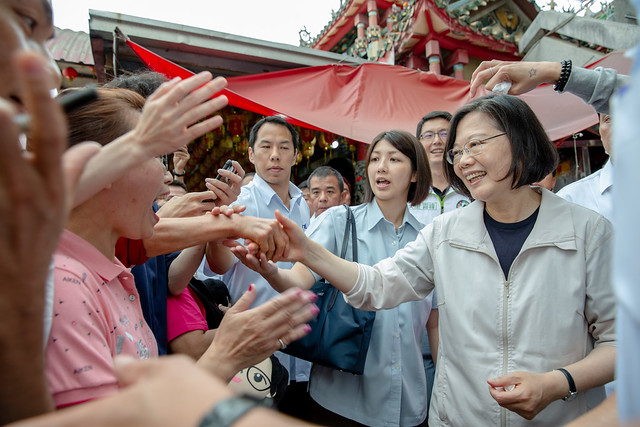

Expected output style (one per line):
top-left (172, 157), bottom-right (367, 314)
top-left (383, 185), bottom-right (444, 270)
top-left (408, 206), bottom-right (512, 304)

top-left (469, 61), bottom-right (562, 97)
top-left (273, 210), bottom-right (309, 263)
top-left (131, 72), bottom-right (228, 158)
top-left (198, 285), bottom-right (317, 382)
top-left (230, 247), bottom-right (279, 279)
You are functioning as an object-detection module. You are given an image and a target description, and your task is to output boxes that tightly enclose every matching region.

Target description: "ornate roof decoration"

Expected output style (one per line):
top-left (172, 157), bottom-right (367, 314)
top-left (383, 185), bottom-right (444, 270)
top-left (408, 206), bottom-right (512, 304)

top-left (308, 0), bottom-right (540, 65)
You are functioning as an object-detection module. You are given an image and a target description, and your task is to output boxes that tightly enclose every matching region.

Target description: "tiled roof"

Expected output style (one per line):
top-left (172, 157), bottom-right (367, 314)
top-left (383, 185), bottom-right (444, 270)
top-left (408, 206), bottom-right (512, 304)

top-left (47, 27), bottom-right (94, 65)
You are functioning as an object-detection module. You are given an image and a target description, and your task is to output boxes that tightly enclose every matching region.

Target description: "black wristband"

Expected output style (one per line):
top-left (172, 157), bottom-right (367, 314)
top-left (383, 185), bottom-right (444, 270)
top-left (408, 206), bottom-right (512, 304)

top-left (173, 169), bottom-right (186, 177)
top-left (199, 395), bottom-right (262, 427)
top-left (556, 368), bottom-right (578, 401)
top-left (553, 60), bottom-right (572, 92)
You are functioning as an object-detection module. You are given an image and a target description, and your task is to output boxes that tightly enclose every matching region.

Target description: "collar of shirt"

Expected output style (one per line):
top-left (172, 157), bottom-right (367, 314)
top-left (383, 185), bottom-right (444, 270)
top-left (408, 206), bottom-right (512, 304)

top-left (250, 173), bottom-right (304, 212)
top-left (57, 229), bottom-right (131, 285)
top-left (600, 159), bottom-right (614, 195)
top-left (365, 198), bottom-right (423, 233)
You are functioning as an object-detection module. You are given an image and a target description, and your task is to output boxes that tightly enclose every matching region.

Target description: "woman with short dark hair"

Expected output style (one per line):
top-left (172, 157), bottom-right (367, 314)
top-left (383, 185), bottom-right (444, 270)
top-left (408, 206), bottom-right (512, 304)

top-left (270, 95), bottom-right (616, 426)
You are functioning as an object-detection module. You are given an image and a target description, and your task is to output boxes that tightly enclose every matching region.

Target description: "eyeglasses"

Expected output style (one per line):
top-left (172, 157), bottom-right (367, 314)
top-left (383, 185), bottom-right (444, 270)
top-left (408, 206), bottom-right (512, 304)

top-left (420, 130), bottom-right (448, 141)
top-left (446, 133), bottom-right (506, 165)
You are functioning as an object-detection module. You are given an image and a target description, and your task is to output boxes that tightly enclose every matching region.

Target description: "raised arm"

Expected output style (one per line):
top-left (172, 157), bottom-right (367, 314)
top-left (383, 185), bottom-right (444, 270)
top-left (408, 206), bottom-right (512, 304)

top-left (469, 60), bottom-right (562, 97)
top-left (470, 60), bottom-right (630, 114)
top-left (73, 72), bottom-right (228, 207)
top-left (273, 211), bottom-right (360, 294)
top-left (229, 248), bottom-right (316, 293)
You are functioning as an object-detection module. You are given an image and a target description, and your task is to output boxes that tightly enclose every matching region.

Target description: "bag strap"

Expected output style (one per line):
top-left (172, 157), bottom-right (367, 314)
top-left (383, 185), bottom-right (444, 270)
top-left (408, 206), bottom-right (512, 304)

top-left (339, 204), bottom-right (358, 262)
top-left (329, 205), bottom-right (358, 310)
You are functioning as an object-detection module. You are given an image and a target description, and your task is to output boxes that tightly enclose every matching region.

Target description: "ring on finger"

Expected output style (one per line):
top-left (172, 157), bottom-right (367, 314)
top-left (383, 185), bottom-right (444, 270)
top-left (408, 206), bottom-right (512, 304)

top-left (490, 66), bottom-right (495, 76)
top-left (278, 338), bottom-right (287, 350)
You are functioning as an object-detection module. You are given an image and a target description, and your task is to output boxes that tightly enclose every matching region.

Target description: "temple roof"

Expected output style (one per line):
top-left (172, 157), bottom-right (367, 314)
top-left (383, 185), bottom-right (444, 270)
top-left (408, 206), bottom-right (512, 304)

top-left (308, 0), bottom-right (540, 64)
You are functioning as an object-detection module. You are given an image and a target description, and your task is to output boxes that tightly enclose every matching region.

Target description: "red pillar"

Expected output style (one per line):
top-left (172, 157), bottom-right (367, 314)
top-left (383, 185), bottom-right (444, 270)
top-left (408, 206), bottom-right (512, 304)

top-left (425, 40), bottom-right (441, 75)
top-left (367, 0), bottom-right (378, 27)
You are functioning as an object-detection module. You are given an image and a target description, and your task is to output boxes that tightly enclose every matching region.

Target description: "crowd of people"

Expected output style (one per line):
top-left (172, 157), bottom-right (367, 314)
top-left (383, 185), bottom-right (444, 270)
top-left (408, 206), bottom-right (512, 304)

top-left (1, 0), bottom-right (638, 426)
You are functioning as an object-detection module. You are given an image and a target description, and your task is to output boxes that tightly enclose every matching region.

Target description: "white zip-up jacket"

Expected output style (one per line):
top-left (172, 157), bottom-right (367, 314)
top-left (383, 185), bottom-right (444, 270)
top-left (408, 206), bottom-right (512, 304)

top-left (346, 189), bottom-right (615, 426)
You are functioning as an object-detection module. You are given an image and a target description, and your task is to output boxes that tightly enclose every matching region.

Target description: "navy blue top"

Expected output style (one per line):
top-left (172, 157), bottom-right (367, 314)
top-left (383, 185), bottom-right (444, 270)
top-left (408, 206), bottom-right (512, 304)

top-left (484, 208), bottom-right (539, 278)
top-left (132, 251), bottom-right (179, 355)
top-left (130, 203), bottom-right (179, 355)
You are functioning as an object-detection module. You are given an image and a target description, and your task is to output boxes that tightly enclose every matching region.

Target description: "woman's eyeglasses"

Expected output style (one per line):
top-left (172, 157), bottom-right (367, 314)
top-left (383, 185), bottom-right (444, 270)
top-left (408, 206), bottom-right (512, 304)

top-left (446, 133), bottom-right (506, 164)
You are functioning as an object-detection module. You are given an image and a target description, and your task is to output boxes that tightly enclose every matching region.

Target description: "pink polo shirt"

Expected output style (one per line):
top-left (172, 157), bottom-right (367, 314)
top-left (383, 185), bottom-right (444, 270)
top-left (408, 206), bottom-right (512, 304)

top-left (46, 229), bottom-right (158, 408)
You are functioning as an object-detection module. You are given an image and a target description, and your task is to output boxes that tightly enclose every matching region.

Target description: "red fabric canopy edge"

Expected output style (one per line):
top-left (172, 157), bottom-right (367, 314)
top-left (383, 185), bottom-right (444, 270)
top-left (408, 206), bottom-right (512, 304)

top-left (126, 37), bottom-right (631, 144)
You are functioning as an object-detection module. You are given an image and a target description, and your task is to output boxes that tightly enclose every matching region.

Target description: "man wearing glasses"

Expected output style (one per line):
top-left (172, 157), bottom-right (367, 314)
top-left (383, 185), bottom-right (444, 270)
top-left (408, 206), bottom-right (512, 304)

top-left (411, 111), bottom-right (471, 225)
top-left (410, 111), bottom-right (471, 424)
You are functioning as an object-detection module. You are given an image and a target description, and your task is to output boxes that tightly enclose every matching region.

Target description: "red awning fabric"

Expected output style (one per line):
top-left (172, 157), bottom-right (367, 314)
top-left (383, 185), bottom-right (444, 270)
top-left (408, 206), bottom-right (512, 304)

top-left (126, 35), bottom-right (631, 144)
top-left (226, 64), bottom-right (472, 144)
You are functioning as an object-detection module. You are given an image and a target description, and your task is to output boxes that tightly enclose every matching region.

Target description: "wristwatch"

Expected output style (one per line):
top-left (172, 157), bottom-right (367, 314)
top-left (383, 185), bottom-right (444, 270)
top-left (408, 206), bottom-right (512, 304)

top-left (556, 368), bottom-right (578, 401)
top-left (173, 169), bottom-right (186, 177)
top-left (199, 395), bottom-right (262, 427)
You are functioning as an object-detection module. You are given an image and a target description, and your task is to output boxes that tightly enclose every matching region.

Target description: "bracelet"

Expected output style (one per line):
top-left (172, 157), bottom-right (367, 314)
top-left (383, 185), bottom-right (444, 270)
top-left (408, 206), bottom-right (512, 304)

top-left (556, 368), bottom-right (578, 401)
top-left (173, 169), bottom-right (186, 177)
top-left (199, 395), bottom-right (262, 427)
top-left (553, 59), bottom-right (572, 92)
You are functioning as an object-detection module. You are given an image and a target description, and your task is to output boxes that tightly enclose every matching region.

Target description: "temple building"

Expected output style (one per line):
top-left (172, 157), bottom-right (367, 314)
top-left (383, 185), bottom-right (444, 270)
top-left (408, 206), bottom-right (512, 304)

top-left (46, 3), bottom-right (637, 195)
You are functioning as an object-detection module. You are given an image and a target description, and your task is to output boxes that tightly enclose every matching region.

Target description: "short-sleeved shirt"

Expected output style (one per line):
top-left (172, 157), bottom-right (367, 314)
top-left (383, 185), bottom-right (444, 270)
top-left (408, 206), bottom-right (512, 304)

top-left (46, 229), bottom-right (158, 408)
top-left (167, 287), bottom-right (208, 342)
top-left (306, 201), bottom-right (432, 426)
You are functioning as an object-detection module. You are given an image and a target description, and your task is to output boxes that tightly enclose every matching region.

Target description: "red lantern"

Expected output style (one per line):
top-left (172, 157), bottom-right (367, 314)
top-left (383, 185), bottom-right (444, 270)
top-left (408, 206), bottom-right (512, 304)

top-left (302, 143), bottom-right (315, 159)
top-left (228, 115), bottom-right (244, 137)
top-left (299, 128), bottom-right (316, 144)
top-left (318, 134), bottom-right (330, 150)
top-left (62, 67), bottom-right (78, 82)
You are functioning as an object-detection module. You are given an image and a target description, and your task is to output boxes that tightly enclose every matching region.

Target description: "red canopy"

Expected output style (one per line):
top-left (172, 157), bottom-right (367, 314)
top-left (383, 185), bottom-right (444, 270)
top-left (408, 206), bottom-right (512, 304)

top-left (127, 37), bottom-right (631, 144)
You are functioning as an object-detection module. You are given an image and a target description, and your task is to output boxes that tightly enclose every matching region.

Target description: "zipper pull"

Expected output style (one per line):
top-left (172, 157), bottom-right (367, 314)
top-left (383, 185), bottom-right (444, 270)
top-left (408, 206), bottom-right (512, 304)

top-left (504, 280), bottom-right (510, 298)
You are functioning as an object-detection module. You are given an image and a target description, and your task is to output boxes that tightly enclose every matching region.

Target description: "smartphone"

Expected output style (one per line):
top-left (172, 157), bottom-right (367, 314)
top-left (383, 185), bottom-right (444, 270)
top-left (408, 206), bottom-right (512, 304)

top-left (215, 159), bottom-right (235, 182)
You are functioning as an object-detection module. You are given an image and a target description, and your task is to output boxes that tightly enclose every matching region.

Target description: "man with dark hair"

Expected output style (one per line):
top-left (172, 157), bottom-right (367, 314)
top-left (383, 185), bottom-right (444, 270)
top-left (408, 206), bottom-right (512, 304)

top-left (308, 166), bottom-right (344, 219)
top-left (411, 111), bottom-right (471, 225)
top-left (204, 116), bottom-right (313, 419)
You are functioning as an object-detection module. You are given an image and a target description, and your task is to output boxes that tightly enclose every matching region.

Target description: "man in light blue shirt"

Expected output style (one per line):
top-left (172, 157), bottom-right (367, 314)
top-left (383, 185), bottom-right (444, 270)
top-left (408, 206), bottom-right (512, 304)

top-left (203, 116), bottom-right (312, 418)
top-left (557, 113), bottom-right (613, 222)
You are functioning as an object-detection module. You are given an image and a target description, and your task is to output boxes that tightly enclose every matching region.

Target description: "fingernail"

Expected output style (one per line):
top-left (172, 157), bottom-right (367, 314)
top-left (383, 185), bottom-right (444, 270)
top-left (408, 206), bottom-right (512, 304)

top-left (307, 292), bottom-right (318, 303)
top-left (304, 324), bottom-right (312, 333)
top-left (248, 284), bottom-right (254, 292)
top-left (310, 304), bottom-right (320, 315)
